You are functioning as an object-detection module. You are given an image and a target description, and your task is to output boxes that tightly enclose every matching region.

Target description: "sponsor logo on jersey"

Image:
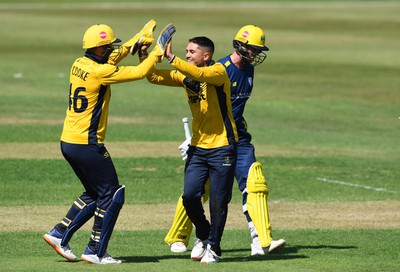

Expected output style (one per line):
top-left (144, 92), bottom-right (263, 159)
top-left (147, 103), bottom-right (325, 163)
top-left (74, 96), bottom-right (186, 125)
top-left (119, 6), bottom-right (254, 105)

top-left (188, 93), bottom-right (206, 103)
top-left (184, 77), bottom-right (206, 103)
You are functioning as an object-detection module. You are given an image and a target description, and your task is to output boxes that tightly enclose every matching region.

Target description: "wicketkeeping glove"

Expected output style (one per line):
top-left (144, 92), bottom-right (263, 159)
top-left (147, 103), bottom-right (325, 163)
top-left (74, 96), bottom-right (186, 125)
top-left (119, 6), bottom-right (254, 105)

top-left (123, 19), bottom-right (157, 55)
top-left (150, 23), bottom-right (176, 61)
top-left (178, 137), bottom-right (191, 161)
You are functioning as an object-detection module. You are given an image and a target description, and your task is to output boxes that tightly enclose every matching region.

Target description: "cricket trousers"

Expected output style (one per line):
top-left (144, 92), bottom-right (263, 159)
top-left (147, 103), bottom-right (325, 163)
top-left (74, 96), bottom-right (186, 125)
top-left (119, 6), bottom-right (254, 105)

top-left (60, 141), bottom-right (121, 246)
top-left (182, 143), bottom-right (237, 252)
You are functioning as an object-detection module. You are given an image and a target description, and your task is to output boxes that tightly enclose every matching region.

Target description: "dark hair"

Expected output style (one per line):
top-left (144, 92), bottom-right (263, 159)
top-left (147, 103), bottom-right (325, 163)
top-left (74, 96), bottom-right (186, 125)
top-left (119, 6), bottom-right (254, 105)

top-left (188, 36), bottom-right (214, 53)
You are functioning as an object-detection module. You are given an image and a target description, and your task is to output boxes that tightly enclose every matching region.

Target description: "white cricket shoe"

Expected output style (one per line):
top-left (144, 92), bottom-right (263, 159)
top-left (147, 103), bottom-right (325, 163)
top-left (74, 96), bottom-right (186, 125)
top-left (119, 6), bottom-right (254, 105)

top-left (200, 244), bottom-right (220, 264)
top-left (251, 236), bottom-right (265, 256)
top-left (81, 247), bottom-right (122, 264)
top-left (191, 238), bottom-right (208, 260)
top-left (251, 237), bottom-right (286, 256)
top-left (170, 242), bottom-right (187, 253)
top-left (43, 228), bottom-right (77, 262)
top-left (268, 239), bottom-right (286, 254)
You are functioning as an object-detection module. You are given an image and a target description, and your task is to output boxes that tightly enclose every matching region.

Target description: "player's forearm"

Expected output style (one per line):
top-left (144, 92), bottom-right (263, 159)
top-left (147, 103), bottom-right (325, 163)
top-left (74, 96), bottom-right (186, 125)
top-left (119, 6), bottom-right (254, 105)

top-left (146, 69), bottom-right (182, 87)
top-left (129, 53), bottom-right (159, 79)
top-left (102, 53), bottom-right (158, 83)
top-left (170, 56), bottom-right (225, 86)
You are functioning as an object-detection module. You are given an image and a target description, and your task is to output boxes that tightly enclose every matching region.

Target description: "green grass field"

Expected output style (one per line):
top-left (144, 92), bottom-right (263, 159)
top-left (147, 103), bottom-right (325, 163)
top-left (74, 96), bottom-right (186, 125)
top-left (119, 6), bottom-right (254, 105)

top-left (1, 1), bottom-right (399, 271)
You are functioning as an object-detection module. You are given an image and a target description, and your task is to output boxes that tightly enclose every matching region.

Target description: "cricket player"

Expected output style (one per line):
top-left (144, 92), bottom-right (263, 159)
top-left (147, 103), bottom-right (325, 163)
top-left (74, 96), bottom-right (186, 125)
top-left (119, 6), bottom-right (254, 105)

top-left (140, 36), bottom-right (238, 264)
top-left (43, 21), bottom-right (175, 264)
top-left (165, 25), bottom-right (286, 256)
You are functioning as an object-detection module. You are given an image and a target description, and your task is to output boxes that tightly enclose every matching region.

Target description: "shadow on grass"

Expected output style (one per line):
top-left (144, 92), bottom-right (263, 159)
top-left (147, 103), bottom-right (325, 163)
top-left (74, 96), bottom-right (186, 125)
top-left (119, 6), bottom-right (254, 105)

top-left (222, 246), bottom-right (308, 262)
top-left (219, 244), bottom-right (357, 263)
top-left (119, 254), bottom-right (308, 264)
top-left (51, 244), bottom-right (358, 264)
top-left (117, 246), bottom-right (291, 263)
top-left (120, 254), bottom-right (189, 263)
top-left (117, 244), bottom-right (357, 263)
top-left (284, 244), bottom-right (358, 254)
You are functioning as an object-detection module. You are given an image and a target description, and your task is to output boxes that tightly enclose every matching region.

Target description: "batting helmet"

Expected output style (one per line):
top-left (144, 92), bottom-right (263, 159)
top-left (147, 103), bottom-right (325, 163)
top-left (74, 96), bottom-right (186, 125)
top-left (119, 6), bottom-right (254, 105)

top-left (82, 24), bottom-right (121, 49)
top-left (233, 25), bottom-right (268, 66)
top-left (234, 25), bottom-right (269, 51)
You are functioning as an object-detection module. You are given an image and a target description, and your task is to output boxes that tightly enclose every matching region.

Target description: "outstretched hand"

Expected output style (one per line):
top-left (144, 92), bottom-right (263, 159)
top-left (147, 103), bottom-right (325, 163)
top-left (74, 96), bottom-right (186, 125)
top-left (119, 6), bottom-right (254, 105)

top-left (165, 41), bottom-right (174, 62)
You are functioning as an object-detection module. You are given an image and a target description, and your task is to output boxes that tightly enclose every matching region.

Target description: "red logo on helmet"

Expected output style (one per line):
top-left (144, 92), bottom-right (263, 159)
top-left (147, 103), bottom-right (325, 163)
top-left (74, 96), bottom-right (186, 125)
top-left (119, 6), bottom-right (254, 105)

top-left (242, 31), bottom-right (249, 38)
top-left (100, 31), bottom-right (107, 39)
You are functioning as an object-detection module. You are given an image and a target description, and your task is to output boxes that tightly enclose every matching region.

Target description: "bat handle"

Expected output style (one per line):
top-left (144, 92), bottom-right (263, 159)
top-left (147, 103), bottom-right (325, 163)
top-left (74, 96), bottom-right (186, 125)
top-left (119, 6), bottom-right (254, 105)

top-left (182, 117), bottom-right (191, 140)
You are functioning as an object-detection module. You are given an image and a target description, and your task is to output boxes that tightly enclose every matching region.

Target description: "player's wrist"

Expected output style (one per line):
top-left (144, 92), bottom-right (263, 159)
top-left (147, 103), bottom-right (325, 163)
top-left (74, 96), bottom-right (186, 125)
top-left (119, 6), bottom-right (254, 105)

top-left (168, 54), bottom-right (175, 63)
top-left (138, 50), bottom-right (149, 58)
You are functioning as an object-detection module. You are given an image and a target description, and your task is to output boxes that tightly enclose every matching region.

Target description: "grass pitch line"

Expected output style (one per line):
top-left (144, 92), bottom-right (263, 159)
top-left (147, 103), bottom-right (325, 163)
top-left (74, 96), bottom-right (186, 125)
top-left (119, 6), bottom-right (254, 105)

top-left (1, 2), bottom-right (400, 10)
top-left (317, 177), bottom-right (396, 193)
top-left (3, 201), bottom-right (400, 232)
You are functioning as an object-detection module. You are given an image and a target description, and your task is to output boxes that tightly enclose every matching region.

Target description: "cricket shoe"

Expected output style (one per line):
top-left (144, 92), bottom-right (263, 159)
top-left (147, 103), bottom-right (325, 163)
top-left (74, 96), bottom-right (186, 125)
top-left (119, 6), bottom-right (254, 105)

top-left (170, 242), bottom-right (187, 253)
top-left (251, 236), bottom-right (286, 256)
top-left (81, 246), bottom-right (122, 264)
top-left (200, 244), bottom-right (221, 264)
top-left (43, 228), bottom-right (77, 262)
top-left (267, 239), bottom-right (286, 254)
top-left (191, 238), bottom-right (208, 260)
top-left (251, 236), bottom-right (265, 256)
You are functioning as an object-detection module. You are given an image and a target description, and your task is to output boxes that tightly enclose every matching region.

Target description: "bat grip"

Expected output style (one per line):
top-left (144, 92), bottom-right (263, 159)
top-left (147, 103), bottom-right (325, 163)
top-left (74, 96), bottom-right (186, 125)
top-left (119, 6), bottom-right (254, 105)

top-left (182, 117), bottom-right (191, 140)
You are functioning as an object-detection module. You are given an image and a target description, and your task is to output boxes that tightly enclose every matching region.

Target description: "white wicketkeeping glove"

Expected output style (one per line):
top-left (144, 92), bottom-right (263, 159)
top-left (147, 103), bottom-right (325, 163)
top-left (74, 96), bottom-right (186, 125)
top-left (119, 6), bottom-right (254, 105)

top-left (178, 138), bottom-right (191, 161)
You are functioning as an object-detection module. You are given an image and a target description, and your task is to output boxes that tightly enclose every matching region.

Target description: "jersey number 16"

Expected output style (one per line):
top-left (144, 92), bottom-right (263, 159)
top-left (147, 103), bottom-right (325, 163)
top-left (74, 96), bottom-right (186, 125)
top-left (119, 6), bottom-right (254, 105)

top-left (69, 84), bottom-right (88, 113)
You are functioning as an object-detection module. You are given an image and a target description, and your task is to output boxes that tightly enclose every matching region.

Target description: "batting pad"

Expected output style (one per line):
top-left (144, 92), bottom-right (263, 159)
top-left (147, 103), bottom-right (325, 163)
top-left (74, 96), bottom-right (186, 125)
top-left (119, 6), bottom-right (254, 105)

top-left (246, 162), bottom-right (272, 248)
top-left (164, 194), bottom-right (193, 246)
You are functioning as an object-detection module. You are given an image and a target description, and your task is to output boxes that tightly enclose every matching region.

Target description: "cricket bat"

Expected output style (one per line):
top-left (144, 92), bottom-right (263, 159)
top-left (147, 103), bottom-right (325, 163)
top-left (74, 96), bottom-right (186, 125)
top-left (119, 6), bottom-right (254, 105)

top-left (182, 117), bottom-right (191, 140)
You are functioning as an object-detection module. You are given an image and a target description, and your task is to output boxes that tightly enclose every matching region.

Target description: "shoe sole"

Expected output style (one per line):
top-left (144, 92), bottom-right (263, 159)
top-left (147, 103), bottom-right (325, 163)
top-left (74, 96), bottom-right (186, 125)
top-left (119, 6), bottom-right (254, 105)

top-left (170, 246), bottom-right (187, 253)
top-left (200, 256), bottom-right (219, 264)
top-left (251, 251), bottom-right (265, 256)
top-left (171, 249), bottom-right (187, 253)
top-left (268, 240), bottom-right (286, 254)
top-left (191, 252), bottom-right (206, 260)
top-left (200, 260), bottom-right (219, 264)
top-left (81, 255), bottom-right (100, 264)
top-left (43, 234), bottom-right (76, 262)
top-left (190, 251), bottom-right (206, 261)
top-left (81, 254), bottom-right (122, 264)
top-left (191, 250), bottom-right (206, 260)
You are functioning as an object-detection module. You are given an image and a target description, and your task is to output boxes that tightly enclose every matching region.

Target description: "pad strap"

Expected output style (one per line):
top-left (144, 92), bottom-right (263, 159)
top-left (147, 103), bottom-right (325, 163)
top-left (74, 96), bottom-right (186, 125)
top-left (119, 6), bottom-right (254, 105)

top-left (61, 200), bottom-right (96, 246)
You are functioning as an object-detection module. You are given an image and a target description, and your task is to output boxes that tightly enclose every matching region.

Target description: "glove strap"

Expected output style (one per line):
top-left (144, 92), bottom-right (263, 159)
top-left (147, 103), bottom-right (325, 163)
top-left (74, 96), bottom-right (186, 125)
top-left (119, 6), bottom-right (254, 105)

top-left (168, 54), bottom-right (175, 63)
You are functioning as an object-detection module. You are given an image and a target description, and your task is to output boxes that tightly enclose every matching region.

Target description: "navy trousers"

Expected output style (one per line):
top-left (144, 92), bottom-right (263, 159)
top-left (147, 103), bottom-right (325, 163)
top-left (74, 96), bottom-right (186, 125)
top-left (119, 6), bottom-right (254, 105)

top-left (60, 141), bottom-right (120, 211)
top-left (182, 143), bottom-right (237, 251)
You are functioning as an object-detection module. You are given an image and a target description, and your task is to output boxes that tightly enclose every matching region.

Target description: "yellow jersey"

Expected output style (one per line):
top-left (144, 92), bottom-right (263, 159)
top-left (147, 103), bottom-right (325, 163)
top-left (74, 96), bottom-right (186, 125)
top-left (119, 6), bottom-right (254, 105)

top-left (148, 56), bottom-right (238, 149)
top-left (61, 53), bottom-right (158, 144)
